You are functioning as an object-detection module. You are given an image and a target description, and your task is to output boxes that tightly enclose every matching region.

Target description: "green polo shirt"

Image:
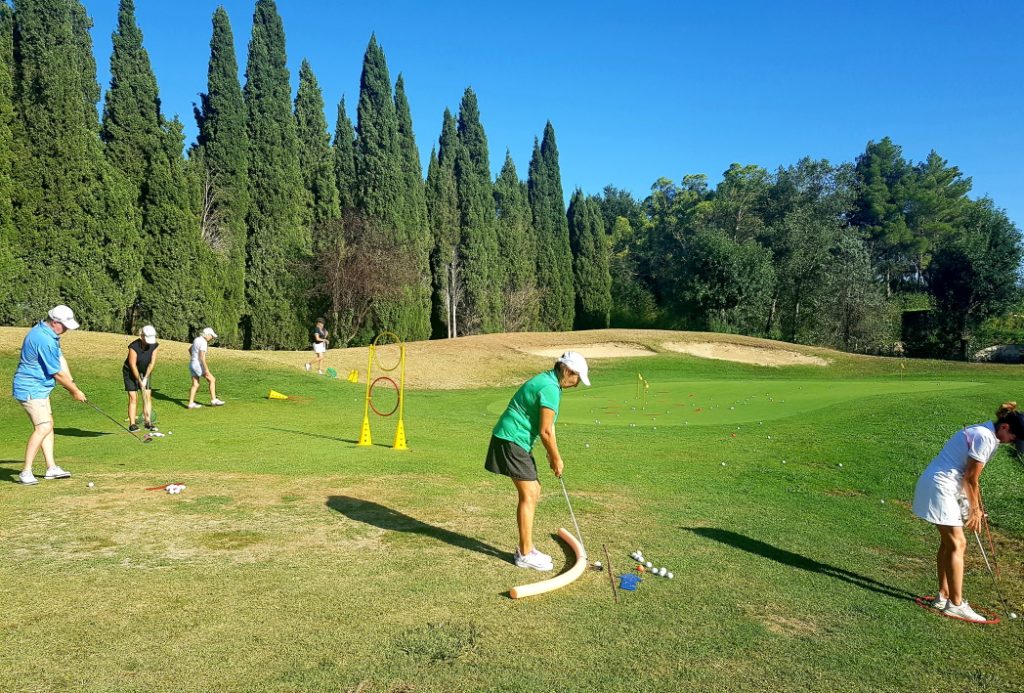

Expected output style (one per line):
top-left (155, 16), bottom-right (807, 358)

top-left (492, 369), bottom-right (561, 452)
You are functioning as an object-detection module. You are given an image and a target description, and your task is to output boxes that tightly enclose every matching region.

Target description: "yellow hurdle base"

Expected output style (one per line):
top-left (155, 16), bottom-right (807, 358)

top-left (393, 419), bottom-right (408, 450)
top-left (357, 414), bottom-right (373, 446)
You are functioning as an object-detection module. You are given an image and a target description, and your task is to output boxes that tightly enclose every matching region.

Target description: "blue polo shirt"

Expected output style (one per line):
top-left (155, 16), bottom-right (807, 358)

top-left (12, 321), bottom-right (63, 401)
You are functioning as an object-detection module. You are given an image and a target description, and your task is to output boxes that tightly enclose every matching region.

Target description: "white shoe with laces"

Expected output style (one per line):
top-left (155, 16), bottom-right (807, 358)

top-left (44, 466), bottom-right (71, 480)
top-left (944, 600), bottom-right (986, 622)
top-left (210, 398), bottom-right (226, 406)
top-left (18, 470), bottom-right (38, 485)
top-left (514, 548), bottom-right (553, 571)
top-left (187, 402), bottom-right (202, 409)
top-left (929, 595), bottom-right (948, 610)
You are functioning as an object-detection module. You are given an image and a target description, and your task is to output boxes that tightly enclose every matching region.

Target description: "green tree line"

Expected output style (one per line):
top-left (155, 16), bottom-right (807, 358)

top-left (0, 0), bottom-right (1019, 360)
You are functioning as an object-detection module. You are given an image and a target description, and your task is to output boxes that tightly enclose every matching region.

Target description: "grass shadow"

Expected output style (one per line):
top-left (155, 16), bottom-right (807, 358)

top-left (54, 427), bottom-right (112, 438)
top-left (327, 495), bottom-right (508, 562)
top-left (150, 388), bottom-right (189, 408)
top-left (267, 427), bottom-right (384, 447)
top-left (684, 526), bottom-right (915, 602)
top-left (0, 461), bottom-right (24, 483)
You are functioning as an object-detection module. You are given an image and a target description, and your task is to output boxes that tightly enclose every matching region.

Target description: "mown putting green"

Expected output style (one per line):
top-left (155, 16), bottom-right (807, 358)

top-left (491, 379), bottom-right (984, 427)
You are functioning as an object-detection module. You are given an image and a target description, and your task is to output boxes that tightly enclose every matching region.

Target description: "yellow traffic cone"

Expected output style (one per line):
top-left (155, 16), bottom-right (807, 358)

top-left (357, 414), bottom-right (373, 446)
top-left (392, 419), bottom-right (408, 450)
top-left (268, 390), bottom-right (289, 400)
top-left (347, 370), bottom-right (359, 383)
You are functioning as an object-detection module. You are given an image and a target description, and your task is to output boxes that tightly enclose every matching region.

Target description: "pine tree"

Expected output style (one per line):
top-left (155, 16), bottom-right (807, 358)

top-left (454, 88), bottom-right (501, 333)
top-left (194, 6), bottom-right (249, 347)
top-left (294, 59), bottom-right (339, 237)
top-left (244, 0), bottom-right (309, 348)
top-left (568, 190), bottom-right (612, 329)
top-left (100, 0), bottom-right (206, 339)
top-left (494, 151), bottom-right (537, 331)
top-left (332, 96), bottom-right (356, 212)
top-left (426, 110), bottom-right (462, 337)
top-left (529, 122), bottom-right (574, 330)
top-left (393, 74), bottom-right (431, 340)
top-left (0, 4), bottom-right (21, 321)
top-left (11, 0), bottom-right (141, 329)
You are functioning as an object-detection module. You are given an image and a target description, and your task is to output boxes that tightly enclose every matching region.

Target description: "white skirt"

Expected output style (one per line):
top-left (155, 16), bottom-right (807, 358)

top-left (312, 342), bottom-right (327, 354)
top-left (912, 472), bottom-right (967, 527)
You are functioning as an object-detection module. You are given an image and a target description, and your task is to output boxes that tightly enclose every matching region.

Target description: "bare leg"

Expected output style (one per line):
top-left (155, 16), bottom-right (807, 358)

top-left (188, 376), bottom-right (200, 406)
top-left (142, 388), bottom-right (153, 424)
top-left (513, 478), bottom-right (541, 555)
top-left (40, 426), bottom-right (57, 470)
top-left (206, 372), bottom-right (217, 401)
top-left (938, 525), bottom-right (967, 604)
top-left (127, 390), bottom-right (138, 426)
top-left (23, 421), bottom-right (54, 474)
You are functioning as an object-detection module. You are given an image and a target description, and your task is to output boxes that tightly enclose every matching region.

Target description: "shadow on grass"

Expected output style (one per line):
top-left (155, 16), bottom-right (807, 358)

top-left (684, 527), bottom-right (915, 602)
top-left (151, 389), bottom-right (188, 408)
top-left (54, 427), bottom-right (111, 438)
top-left (266, 427), bottom-right (386, 447)
top-left (327, 495), bottom-right (509, 562)
top-left (0, 461), bottom-right (24, 483)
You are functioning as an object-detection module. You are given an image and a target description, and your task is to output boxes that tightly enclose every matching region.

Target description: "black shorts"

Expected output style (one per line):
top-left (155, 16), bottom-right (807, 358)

top-left (484, 436), bottom-right (538, 481)
top-left (123, 371), bottom-right (151, 392)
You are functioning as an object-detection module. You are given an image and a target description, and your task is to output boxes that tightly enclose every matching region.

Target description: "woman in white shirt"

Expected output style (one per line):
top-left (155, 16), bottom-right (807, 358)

top-left (912, 401), bottom-right (1024, 621)
top-left (187, 327), bottom-right (224, 409)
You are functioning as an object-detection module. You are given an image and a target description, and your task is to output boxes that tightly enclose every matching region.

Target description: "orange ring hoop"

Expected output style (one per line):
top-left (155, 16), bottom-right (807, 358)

top-left (368, 376), bottom-right (400, 417)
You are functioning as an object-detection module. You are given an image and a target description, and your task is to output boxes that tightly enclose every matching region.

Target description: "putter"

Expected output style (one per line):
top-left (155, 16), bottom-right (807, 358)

top-left (86, 401), bottom-right (149, 443)
top-left (558, 475), bottom-right (586, 556)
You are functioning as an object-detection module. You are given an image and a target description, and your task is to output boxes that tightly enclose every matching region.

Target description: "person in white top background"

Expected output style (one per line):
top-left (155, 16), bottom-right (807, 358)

top-left (912, 401), bottom-right (1024, 621)
top-left (187, 327), bottom-right (224, 409)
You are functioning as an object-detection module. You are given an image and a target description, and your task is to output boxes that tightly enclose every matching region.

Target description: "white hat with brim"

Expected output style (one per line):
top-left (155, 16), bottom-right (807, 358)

top-left (557, 351), bottom-right (590, 386)
top-left (48, 304), bottom-right (79, 330)
top-left (202, 327), bottom-right (218, 339)
top-left (141, 325), bottom-right (157, 345)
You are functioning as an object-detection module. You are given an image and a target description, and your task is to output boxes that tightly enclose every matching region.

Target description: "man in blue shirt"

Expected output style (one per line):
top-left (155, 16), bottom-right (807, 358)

top-left (12, 305), bottom-right (88, 485)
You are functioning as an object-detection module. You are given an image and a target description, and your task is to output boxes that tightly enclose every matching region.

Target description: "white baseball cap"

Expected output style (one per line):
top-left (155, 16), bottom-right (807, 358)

top-left (201, 327), bottom-right (218, 339)
top-left (557, 351), bottom-right (590, 386)
top-left (47, 304), bottom-right (80, 330)
top-left (141, 325), bottom-right (157, 344)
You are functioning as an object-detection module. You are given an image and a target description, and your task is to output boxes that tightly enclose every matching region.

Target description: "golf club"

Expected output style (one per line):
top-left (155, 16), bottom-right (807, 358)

top-left (558, 474), bottom-right (586, 556)
top-left (973, 529), bottom-right (1012, 618)
top-left (86, 401), bottom-right (149, 443)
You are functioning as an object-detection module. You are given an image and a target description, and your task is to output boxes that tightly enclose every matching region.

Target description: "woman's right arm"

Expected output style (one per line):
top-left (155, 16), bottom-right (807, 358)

top-left (963, 458), bottom-right (984, 532)
top-left (539, 406), bottom-right (563, 477)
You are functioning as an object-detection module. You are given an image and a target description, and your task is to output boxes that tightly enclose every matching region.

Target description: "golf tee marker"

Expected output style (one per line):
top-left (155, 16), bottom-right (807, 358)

top-left (509, 528), bottom-right (587, 599)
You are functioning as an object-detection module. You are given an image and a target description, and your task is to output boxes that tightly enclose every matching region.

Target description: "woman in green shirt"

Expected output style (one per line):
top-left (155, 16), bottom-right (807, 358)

top-left (485, 351), bottom-right (590, 571)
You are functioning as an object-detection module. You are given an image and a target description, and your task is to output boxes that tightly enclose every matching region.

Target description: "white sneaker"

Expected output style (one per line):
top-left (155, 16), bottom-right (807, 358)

top-left (304, 362), bottom-right (311, 372)
top-left (944, 600), bottom-right (986, 622)
top-left (187, 402), bottom-right (202, 409)
top-left (210, 398), bottom-right (225, 406)
top-left (929, 595), bottom-right (948, 610)
top-left (18, 470), bottom-right (38, 485)
top-left (514, 548), bottom-right (553, 571)
top-left (44, 466), bottom-right (71, 480)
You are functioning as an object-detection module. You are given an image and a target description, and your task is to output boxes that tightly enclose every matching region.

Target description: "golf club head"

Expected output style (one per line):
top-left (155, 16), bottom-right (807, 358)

top-left (142, 434), bottom-right (153, 443)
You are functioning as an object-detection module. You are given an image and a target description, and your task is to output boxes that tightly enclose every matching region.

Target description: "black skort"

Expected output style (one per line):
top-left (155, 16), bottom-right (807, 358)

top-left (123, 368), bottom-right (151, 392)
top-left (484, 436), bottom-right (538, 481)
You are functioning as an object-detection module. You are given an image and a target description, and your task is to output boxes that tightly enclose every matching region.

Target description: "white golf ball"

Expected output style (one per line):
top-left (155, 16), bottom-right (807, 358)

top-left (645, 561), bottom-right (652, 569)
top-left (838, 463), bottom-right (843, 468)
top-left (593, 561), bottom-right (602, 569)
top-left (1011, 612), bottom-right (1018, 619)
top-left (667, 572), bottom-right (674, 579)
top-left (721, 462), bottom-right (726, 466)
top-left (658, 567), bottom-right (667, 576)
top-left (87, 482), bottom-right (95, 488)
top-left (881, 499), bottom-right (886, 504)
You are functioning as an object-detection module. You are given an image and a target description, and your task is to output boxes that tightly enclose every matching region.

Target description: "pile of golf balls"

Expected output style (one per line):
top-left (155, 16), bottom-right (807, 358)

top-left (165, 484), bottom-right (187, 495)
top-left (629, 550), bottom-right (674, 579)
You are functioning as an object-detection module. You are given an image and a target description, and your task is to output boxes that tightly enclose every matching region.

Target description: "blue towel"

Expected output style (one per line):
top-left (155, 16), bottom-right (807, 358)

top-left (618, 574), bottom-right (642, 591)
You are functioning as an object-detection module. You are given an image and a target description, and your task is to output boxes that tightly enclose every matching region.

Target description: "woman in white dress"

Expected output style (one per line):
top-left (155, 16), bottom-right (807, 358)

top-left (912, 402), bottom-right (1024, 621)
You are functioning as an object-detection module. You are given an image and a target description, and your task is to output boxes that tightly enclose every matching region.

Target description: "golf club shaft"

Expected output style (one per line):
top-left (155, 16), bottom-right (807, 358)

top-left (974, 530), bottom-right (1012, 616)
top-left (87, 401), bottom-right (144, 442)
top-left (558, 475), bottom-right (585, 553)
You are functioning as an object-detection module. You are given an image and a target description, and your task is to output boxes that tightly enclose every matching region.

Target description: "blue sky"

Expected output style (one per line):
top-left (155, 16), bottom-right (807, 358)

top-left (81, 0), bottom-right (1024, 228)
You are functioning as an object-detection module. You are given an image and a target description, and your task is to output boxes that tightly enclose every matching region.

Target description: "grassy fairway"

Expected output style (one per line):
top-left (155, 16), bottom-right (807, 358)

top-left (1, 329), bottom-right (1023, 692)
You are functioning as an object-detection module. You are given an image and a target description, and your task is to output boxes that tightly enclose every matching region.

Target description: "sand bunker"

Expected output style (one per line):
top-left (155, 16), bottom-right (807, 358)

top-left (662, 341), bottom-right (829, 367)
top-left (521, 342), bottom-right (657, 359)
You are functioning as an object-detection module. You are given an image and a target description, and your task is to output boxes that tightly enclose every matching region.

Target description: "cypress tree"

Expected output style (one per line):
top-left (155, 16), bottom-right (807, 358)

top-left (567, 190), bottom-right (612, 329)
top-left (294, 59), bottom-right (339, 236)
top-left (427, 110), bottom-right (462, 338)
top-left (529, 122), bottom-right (574, 330)
top-left (100, 0), bottom-right (205, 339)
top-left (11, 0), bottom-right (141, 329)
top-left (195, 6), bottom-right (249, 347)
top-left (454, 88), bottom-right (501, 333)
top-left (494, 150), bottom-right (537, 331)
top-left (244, 0), bottom-right (309, 348)
top-left (354, 34), bottom-right (401, 227)
top-left (0, 4), bottom-right (20, 321)
top-left (393, 74), bottom-right (431, 340)
top-left (332, 95), bottom-right (356, 212)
